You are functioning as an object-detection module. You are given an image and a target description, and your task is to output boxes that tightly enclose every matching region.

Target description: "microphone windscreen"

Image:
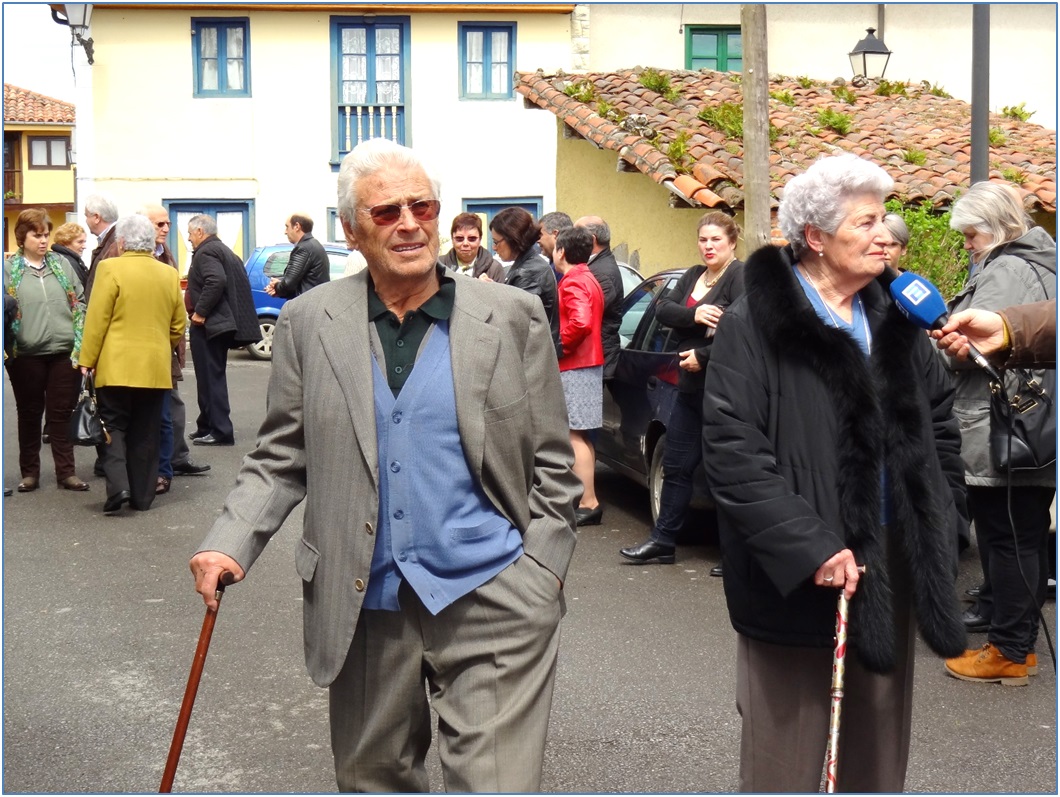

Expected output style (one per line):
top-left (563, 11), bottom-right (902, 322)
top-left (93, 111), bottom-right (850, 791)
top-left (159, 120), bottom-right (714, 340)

top-left (890, 272), bottom-right (949, 330)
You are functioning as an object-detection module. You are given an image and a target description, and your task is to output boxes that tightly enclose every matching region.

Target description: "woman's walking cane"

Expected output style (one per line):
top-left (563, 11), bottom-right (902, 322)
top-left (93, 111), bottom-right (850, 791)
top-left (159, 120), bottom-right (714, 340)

top-left (160, 572), bottom-right (233, 793)
top-left (823, 565), bottom-right (865, 794)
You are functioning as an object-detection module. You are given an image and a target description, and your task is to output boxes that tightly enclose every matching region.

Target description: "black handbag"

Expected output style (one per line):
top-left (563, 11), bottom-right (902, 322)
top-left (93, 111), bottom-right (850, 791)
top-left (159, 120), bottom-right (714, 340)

top-left (988, 369), bottom-right (1056, 473)
top-left (69, 372), bottom-right (110, 447)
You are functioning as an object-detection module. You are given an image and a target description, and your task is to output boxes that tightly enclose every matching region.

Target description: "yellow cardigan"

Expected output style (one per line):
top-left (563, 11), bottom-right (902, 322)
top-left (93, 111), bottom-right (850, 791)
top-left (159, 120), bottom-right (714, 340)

top-left (79, 251), bottom-right (186, 389)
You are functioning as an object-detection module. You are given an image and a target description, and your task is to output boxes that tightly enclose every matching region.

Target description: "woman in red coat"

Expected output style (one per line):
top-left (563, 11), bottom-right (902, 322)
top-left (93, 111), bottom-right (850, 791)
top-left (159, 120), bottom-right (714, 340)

top-left (553, 227), bottom-right (605, 526)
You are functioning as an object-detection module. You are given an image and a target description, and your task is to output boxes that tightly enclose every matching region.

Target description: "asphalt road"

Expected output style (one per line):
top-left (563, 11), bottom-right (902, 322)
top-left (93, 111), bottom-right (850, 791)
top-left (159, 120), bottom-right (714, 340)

top-left (3, 352), bottom-right (1056, 794)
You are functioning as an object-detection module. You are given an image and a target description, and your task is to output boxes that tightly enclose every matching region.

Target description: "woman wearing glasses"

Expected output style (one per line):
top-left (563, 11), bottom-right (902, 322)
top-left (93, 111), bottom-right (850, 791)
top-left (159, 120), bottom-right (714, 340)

top-left (439, 212), bottom-right (504, 281)
top-left (490, 207), bottom-right (561, 358)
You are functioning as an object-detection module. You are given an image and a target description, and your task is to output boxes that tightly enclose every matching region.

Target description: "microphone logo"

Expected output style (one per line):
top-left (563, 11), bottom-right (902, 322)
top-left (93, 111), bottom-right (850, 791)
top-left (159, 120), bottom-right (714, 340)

top-left (899, 280), bottom-right (931, 306)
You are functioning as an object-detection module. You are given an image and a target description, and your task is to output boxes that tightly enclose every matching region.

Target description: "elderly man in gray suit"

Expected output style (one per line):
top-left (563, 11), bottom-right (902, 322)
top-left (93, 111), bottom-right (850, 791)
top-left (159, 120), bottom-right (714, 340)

top-left (189, 138), bottom-right (580, 793)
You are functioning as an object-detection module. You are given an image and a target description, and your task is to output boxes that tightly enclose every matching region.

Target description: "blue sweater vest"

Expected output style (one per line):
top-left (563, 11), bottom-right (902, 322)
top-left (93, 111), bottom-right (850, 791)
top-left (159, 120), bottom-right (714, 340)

top-left (363, 321), bottom-right (523, 614)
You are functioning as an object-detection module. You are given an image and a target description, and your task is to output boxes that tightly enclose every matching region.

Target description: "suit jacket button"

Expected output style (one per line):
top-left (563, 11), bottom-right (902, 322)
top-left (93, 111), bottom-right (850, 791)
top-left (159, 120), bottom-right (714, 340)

top-left (354, 579), bottom-right (365, 592)
top-left (364, 522), bottom-right (374, 535)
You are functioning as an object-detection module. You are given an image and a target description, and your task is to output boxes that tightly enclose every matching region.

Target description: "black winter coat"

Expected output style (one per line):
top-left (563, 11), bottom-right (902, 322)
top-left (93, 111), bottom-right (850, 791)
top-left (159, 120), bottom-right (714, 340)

top-left (273, 233), bottom-right (330, 298)
top-left (504, 246), bottom-right (561, 357)
top-left (587, 247), bottom-right (624, 378)
top-left (655, 261), bottom-right (743, 393)
top-left (702, 244), bottom-right (968, 673)
top-left (186, 235), bottom-right (262, 347)
top-left (51, 244), bottom-right (88, 289)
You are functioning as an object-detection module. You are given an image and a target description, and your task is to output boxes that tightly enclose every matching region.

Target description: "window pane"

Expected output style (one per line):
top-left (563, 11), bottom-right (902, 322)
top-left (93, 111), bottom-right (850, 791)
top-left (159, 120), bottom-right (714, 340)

top-left (30, 139), bottom-right (47, 165)
top-left (201, 58), bottom-right (218, 90)
top-left (491, 63), bottom-right (509, 95)
top-left (343, 54), bottom-right (367, 81)
top-left (227, 58), bottom-right (244, 90)
top-left (491, 30), bottom-right (508, 59)
top-left (728, 58), bottom-right (743, 72)
top-left (49, 139), bottom-right (67, 165)
top-left (200, 26), bottom-right (218, 58)
top-left (227, 26), bottom-right (244, 59)
top-left (727, 33), bottom-right (743, 58)
top-left (466, 30), bottom-right (483, 62)
top-left (377, 81), bottom-right (400, 104)
top-left (692, 58), bottom-right (718, 71)
top-left (467, 63), bottom-right (483, 94)
top-left (376, 27), bottom-right (399, 54)
top-left (342, 27), bottom-right (366, 55)
top-left (342, 82), bottom-right (367, 105)
top-left (691, 32), bottom-right (718, 57)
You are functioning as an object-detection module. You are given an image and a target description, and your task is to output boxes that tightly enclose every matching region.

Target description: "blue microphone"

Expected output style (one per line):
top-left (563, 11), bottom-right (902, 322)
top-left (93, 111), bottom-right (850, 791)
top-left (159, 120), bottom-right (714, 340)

top-left (890, 271), bottom-right (1003, 382)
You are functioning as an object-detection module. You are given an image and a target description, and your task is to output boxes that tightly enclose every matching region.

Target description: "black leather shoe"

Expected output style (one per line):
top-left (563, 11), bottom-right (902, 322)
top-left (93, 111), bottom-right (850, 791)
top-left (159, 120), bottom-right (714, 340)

top-left (962, 607), bottom-right (990, 632)
top-left (965, 583), bottom-right (983, 598)
top-left (619, 539), bottom-right (676, 564)
top-left (710, 564), bottom-right (724, 577)
top-left (575, 506), bottom-right (603, 527)
top-left (172, 460), bottom-right (211, 475)
top-left (192, 434), bottom-right (234, 447)
top-left (93, 461), bottom-right (105, 477)
top-left (103, 490), bottom-right (131, 514)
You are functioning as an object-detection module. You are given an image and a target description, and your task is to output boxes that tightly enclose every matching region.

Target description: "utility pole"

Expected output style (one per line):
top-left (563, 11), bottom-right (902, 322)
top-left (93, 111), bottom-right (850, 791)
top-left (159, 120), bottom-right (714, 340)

top-left (741, 5), bottom-right (771, 252)
top-left (970, 4), bottom-right (990, 184)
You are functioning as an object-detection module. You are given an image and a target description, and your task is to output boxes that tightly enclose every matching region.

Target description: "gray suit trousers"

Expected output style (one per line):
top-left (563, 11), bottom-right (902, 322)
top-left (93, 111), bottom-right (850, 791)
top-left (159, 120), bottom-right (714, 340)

top-left (328, 553), bottom-right (564, 793)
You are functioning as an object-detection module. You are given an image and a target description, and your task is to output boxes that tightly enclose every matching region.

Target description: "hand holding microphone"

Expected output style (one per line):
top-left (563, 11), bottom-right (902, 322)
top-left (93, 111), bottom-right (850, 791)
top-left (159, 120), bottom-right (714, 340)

top-left (889, 272), bottom-right (1004, 383)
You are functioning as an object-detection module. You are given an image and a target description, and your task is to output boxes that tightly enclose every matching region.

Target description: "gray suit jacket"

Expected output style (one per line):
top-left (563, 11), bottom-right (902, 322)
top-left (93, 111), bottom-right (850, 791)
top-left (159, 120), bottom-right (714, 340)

top-left (197, 269), bottom-right (580, 686)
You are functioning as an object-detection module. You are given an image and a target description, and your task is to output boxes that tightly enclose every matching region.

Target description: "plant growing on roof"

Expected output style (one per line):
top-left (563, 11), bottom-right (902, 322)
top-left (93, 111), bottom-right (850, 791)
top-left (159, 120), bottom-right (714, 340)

top-left (563, 79), bottom-right (597, 104)
top-left (1001, 167), bottom-right (1027, 185)
top-left (874, 79), bottom-right (908, 98)
top-left (921, 80), bottom-right (952, 98)
top-left (699, 101), bottom-right (780, 142)
top-left (664, 130), bottom-right (693, 174)
top-left (831, 85), bottom-right (857, 105)
top-left (885, 199), bottom-right (967, 300)
top-left (816, 108), bottom-right (854, 135)
top-left (902, 149), bottom-right (927, 165)
top-left (1001, 102), bottom-right (1034, 122)
top-left (769, 89), bottom-right (796, 106)
top-left (638, 68), bottom-right (681, 103)
top-left (796, 75), bottom-right (817, 89)
top-left (988, 127), bottom-right (1008, 146)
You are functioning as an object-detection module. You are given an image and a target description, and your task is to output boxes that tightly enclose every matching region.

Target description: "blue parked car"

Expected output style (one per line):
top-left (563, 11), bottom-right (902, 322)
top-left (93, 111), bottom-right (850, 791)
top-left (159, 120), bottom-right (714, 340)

top-left (244, 243), bottom-right (352, 360)
top-left (595, 268), bottom-right (713, 525)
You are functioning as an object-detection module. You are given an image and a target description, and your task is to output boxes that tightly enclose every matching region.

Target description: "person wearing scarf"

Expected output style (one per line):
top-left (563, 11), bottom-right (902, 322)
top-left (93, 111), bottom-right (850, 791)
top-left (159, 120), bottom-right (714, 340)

top-left (3, 209), bottom-right (88, 493)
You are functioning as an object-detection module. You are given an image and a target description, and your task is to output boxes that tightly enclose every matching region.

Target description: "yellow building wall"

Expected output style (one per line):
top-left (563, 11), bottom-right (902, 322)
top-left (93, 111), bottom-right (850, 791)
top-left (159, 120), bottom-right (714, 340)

top-left (554, 123), bottom-right (750, 276)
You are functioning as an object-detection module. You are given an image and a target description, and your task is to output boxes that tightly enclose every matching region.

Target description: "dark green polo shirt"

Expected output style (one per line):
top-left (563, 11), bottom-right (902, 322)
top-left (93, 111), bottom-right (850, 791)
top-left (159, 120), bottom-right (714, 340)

top-left (367, 266), bottom-right (455, 396)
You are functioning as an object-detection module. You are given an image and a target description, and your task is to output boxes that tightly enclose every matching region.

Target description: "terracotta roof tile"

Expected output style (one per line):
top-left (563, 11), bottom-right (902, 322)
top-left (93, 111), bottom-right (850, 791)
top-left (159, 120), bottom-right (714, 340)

top-left (4, 84), bottom-right (75, 125)
top-left (516, 69), bottom-right (1057, 214)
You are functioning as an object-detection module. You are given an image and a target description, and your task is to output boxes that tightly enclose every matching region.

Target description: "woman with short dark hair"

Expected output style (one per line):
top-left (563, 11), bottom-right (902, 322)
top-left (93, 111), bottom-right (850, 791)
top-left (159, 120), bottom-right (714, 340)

top-left (440, 212), bottom-right (504, 281)
top-left (4, 208), bottom-right (88, 492)
top-left (490, 207), bottom-right (560, 356)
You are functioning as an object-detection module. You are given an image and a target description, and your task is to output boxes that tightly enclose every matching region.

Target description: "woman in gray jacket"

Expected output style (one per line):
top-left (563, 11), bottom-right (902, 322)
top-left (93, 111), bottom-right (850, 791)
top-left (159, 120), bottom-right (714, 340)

top-left (941, 182), bottom-right (1056, 686)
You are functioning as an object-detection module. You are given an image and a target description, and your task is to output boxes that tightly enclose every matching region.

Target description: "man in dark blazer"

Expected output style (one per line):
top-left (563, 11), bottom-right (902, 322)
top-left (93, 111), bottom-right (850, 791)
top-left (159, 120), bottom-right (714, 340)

top-left (575, 215), bottom-right (624, 379)
top-left (184, 215), bottom-right (261, 446)
top-left (190, 139), bottom-right (580, 792)
top-left (266, 213), bottom-right (331, 298)
top-left (83, 193), bottom-right (121, 301)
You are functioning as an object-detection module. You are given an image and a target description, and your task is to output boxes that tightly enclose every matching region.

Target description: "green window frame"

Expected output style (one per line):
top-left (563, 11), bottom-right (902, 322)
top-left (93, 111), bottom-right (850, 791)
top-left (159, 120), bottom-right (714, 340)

top-left (685, 26), bottom-right (742, 72)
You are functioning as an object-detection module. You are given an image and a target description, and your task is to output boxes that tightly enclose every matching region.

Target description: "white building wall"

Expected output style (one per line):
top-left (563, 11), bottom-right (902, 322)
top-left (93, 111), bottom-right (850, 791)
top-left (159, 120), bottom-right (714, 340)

top-left (584, 3), bottom-right (1056, 129)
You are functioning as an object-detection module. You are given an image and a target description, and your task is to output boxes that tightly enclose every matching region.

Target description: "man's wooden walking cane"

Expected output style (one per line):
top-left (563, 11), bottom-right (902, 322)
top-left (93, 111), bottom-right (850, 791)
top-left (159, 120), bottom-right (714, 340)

top-left (160, 573), bottom-right (232, 793)
top-left (823, 565), bottom-right (865, 794)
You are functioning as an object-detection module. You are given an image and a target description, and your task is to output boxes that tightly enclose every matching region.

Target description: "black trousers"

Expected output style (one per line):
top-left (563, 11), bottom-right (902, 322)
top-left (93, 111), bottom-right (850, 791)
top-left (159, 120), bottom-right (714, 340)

top-left (189, 326), bottom-right (235, 442)
top-left (969, 484), bottom-right (1055, 662)
top-left (97, 386), bottom-right (166, 510)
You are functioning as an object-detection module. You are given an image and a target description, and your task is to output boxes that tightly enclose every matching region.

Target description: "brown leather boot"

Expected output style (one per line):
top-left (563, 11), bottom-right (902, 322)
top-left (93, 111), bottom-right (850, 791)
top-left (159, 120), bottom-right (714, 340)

top-left (945, 643), bottom-right (1028, 686)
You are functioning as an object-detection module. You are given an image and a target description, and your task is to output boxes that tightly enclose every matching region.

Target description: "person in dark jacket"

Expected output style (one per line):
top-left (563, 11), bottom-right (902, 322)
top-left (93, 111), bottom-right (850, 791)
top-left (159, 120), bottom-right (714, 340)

top-left (575, 216), bottom-right (624, 378)
top-left (83, 194), bottom-right (121, 301)
top-left (50, 222), bottom-right (89, 288)
top-left (934, 298), bottom-right (1056, 369)
top-left (938, 182), bottom-right (1055, 686)
top-left (620, 211), bottom-right (744, 565)
top-left (439, 212), bottom-right (504, 281)
top-left (184, 214), bottom-right (262, 446)
top-left (491, 207), bottom-right (561, 357)
top-left (701, 154), bottom-right (968, 793)
top-left (267, 213), bottom-right (331, 298)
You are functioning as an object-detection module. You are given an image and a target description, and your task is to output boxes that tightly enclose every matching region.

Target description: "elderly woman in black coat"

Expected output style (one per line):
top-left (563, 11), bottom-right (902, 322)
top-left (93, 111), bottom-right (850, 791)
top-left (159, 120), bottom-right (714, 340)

top-left (701, 153), bottom-right (968, 793)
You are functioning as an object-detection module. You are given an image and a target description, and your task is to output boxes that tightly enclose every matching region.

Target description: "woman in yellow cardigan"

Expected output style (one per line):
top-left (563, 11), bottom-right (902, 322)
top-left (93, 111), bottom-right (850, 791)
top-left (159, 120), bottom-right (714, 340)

top-left (78, 215), bottom-right (186, 514)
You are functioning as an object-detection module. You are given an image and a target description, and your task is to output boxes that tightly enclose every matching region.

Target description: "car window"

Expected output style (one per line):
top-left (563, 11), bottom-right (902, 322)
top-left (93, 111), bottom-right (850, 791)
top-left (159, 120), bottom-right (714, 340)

top-left (619, 276), bottom-right (671, 350)
top-left (263, 252), bottom-right (290, 278)
top-left (637, 276), bottom-right (682, 353)
top-left (328, 252), bottom-right (348, 280)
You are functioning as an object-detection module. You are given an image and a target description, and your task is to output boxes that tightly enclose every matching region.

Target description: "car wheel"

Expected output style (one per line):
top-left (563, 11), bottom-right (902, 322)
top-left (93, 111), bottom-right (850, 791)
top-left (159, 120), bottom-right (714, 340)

top-left (648, 432), bottom-right (667, 527)
top-left (246, 317), bottom-right (276, 361)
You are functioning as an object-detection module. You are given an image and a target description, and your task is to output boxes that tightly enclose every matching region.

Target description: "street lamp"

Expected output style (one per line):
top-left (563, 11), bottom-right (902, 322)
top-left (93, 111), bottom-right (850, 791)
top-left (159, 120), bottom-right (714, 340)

top-left (848, 27), bottom-right (891, 86)
top-left (64, 4), bottom-right (95, 65)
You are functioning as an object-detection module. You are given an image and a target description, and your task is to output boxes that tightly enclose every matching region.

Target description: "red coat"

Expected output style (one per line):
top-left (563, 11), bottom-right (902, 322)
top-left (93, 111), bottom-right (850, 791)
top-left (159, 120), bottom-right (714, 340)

top-left (558, 264), bottom-right (604, 371)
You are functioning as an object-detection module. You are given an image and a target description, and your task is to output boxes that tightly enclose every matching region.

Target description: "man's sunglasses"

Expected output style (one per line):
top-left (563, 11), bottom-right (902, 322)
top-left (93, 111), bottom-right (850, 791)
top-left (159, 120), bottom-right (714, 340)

top-left (359, 199), bottom-right (441, 227)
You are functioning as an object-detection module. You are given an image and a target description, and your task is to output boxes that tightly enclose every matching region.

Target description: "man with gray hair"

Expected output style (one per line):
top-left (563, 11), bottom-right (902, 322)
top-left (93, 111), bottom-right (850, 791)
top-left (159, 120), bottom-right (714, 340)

top-left (574, 215), bottom-right (624, 377)
top-left (78, 215), bottom-right (186, 513)
top-left (184, 214), bottom-right (260, 447)
top-left (83, 194), bottom-right (121, 300)
top-left (189, 138), bottom-right (579, 792)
